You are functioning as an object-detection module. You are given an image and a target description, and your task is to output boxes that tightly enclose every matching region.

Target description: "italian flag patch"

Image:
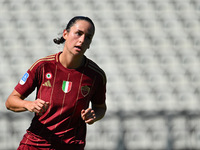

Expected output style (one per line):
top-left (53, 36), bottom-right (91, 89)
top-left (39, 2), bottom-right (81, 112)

top-left (62, 81), bottom-right (72, 93)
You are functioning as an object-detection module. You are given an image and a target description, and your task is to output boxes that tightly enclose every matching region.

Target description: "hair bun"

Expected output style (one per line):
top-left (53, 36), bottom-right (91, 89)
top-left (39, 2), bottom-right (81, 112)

top-left (53, 37), bottom-right (65, 45)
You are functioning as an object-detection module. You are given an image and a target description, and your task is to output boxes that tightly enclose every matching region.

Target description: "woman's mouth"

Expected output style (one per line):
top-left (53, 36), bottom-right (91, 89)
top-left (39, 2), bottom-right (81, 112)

top-left (75, 46), bottom-right (82, 51)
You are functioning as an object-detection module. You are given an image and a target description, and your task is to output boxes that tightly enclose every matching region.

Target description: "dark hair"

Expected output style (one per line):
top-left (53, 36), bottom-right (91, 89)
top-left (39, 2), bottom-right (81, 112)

top-left (53, 16), bottom-right (95, 45)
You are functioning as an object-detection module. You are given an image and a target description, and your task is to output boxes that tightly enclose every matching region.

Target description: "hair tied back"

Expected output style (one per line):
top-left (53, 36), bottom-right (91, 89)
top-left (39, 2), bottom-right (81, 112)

top-left (53, 37), bottom-right (65, 45)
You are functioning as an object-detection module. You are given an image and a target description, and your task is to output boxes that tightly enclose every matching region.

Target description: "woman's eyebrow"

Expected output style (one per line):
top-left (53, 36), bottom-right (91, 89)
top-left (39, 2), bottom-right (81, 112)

top-left (77, 29), bottom-right (93, 37)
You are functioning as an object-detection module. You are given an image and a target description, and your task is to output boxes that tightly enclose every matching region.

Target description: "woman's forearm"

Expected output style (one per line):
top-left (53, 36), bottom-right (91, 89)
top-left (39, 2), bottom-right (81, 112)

top-left (92, 103), bottom-right (107, 122)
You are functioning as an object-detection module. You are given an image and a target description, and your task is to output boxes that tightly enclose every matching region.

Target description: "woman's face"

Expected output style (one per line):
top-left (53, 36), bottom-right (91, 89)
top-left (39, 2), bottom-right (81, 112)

top-left (63, 20), bottom-right (95, 56)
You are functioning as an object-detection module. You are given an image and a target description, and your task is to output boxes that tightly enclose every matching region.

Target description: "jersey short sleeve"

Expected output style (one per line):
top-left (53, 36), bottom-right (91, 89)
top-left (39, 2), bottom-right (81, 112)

top-left (91, 74), bottom-right (107, 105)
top-left (87, 59), bottom-right (107, 105)
top-left (14, 59), bottom-right (43, 98)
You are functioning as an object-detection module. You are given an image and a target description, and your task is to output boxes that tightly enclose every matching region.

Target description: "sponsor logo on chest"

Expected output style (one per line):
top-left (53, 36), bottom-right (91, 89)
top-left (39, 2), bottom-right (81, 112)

top-left (42, 80), bottom-right (52, 87)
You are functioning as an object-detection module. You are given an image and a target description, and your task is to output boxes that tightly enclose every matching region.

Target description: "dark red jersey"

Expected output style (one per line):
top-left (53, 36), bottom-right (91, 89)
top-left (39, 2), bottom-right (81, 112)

top-left (15, 52), bottom-right (106, 148)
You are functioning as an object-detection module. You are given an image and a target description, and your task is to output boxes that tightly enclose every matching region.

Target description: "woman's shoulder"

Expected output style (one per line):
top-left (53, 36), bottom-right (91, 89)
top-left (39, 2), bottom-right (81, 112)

top-left (29, 53), bottom-right (58, 72)
top-left (86, 57), bottom-right (107, 84)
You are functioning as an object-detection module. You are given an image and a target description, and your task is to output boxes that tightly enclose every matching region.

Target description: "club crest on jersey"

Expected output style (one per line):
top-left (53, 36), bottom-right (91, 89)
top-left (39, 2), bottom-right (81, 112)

top-left (62, 81), bottom-right (72, 93)
top-left (81, 85), bottom-right (90, 97)
top-left (45, 73), bottom-right (52, 79)
top-left (19, 72), bottom-right (29, 85)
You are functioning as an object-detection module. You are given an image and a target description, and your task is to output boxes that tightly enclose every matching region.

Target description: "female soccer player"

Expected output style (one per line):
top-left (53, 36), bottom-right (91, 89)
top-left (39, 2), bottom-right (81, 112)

top-left (5, 16), bottom-right (107, 150)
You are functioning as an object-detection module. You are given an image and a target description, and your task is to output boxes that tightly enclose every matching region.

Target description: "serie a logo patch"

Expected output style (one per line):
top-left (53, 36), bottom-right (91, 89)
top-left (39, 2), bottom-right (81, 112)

top-left (19, 72), bottom-right (29, 85)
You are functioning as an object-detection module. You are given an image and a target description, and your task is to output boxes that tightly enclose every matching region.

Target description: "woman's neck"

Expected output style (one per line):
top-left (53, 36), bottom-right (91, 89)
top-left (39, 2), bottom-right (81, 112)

top-left (59, 51), bottom-right (84, 69)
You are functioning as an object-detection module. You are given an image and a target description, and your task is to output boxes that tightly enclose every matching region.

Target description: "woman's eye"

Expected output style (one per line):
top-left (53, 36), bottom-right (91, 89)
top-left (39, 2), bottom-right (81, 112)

top-left (76, 32), bottom-right (82, 36)
top-left (86, 36), bottom-right (92, 40)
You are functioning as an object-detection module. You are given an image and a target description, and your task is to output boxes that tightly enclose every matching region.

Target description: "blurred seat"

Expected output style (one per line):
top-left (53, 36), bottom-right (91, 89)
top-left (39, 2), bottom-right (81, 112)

top-left (124, 117), bottom-right (148, 150)
top-left (0, 115), bottom-right (13, 149)
top-left (170, 116), bottom-right (189, 149)
top-left (143, 116), bottom-right (168, 149)
top-left (86, 116), bottom-right (120, 150)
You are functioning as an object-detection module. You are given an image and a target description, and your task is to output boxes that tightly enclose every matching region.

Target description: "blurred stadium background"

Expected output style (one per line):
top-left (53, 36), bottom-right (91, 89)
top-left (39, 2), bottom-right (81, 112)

top-left (0, 0), bottom-right (200, 149)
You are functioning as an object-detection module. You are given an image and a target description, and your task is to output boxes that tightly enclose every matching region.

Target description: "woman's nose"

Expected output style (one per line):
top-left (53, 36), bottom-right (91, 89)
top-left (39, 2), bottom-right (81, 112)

top-left (79, 35), bottom-right (85, 43)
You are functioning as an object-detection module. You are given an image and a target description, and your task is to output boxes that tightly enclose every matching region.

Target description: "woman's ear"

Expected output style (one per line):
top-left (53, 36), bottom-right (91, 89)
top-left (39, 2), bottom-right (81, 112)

top-left (63, 29), bottom-right (68, 40)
